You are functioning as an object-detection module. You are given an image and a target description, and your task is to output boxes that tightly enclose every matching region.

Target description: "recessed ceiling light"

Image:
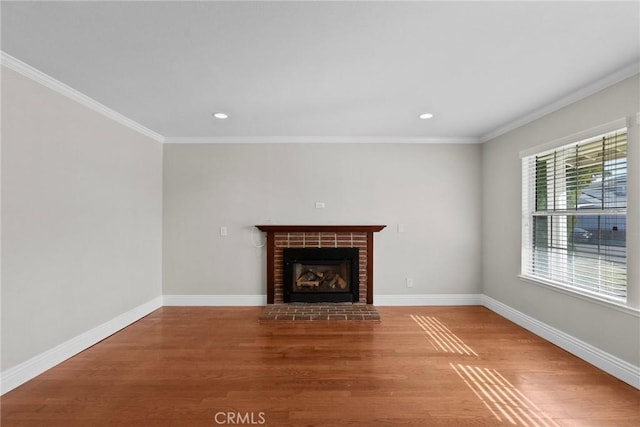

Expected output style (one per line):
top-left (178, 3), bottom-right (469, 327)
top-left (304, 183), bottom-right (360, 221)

top-left (418, 113), bottom-right (434, 120)
top-left (212, 112), bottom-right (229, 119)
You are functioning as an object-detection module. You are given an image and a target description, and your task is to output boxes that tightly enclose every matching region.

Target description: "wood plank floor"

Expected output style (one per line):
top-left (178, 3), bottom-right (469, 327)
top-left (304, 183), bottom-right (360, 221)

top-left (1, 306), bottom-right (638, 426)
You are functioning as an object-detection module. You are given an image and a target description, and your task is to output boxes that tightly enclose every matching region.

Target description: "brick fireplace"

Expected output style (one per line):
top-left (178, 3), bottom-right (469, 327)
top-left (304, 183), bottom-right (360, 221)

top-left (255, 225), bottom-right (386, 304)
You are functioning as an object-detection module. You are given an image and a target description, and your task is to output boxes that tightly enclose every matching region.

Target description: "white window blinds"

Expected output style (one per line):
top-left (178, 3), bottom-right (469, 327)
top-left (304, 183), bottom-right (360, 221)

top-left (521, 129), bottom-right (627, 301)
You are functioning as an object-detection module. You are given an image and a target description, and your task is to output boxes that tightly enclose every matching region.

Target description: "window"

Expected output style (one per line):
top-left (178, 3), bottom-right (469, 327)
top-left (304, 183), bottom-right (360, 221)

top-left (521, 127), bottom-right (627, 302)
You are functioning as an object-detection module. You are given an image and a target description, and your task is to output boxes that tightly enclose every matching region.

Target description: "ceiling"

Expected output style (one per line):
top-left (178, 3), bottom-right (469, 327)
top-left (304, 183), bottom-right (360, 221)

top-left (2, 1), bottom-right (639, 142)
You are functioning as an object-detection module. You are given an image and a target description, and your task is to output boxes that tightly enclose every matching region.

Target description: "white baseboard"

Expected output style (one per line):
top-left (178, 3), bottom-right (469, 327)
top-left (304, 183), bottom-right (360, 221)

top-left (0, 296), bottom-right (162, 395)
top-left (163, 294), bottom-right (267, 306)
top-left (3, 293), bottom-right (637, 395)
top-left (163, 294), bottom-right (481, 306)
top-left (481, 295), bottom-right (640, 389)
top-left (374, 293), bottom-right (482, 306)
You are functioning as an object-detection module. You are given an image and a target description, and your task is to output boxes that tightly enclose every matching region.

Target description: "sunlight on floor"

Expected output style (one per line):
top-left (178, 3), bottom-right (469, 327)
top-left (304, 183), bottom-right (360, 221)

top-left (450, 363), bottom-right (559, 427)
top-left (410, 314), bottom-right (478, 356)
top-left (409, 314), bottom-right (558, 426)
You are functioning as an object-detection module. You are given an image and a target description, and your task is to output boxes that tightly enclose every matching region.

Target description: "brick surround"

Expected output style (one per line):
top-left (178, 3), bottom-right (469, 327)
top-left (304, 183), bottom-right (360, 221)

top-left (256, 225), bottom-right (386, 305)
top-left (274, 232), bottom-right (368, 304)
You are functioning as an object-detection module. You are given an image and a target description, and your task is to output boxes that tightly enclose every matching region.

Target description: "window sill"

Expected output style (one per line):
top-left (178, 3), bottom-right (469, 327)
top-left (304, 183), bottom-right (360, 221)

top-left (518, 274), bottom-right (640, 318)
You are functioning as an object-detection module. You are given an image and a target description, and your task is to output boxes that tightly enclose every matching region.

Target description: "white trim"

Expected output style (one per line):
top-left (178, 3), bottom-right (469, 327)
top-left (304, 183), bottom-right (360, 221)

top-left (0, 296), bottom-right (162, 395)
top-left (0, 51), bottom-right (165, 143)
top-left (483, 63), bottom-right (640, 143)
top-left (2, 293), bottom-right (638, 393)
top-left (374, 294), bottom-right (482, 306)
top-left (163, 136), bottom-right (481, 145)
top-left (518, 117), bottom-right (628, 158)
top-left (481, 295), bottom-right (640, 389)
top-left (2, 50), bottom-right (635, 146)
top-left (163, 294), bottom-right (267, 306)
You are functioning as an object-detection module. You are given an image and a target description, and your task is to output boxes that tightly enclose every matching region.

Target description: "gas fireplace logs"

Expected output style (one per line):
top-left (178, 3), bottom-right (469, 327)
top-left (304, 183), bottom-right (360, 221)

top-left (295, 270), bottom-right (348, 289)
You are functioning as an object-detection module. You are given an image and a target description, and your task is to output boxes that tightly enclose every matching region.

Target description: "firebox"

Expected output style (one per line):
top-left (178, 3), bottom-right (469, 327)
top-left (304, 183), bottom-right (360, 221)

top-left (283, 248), bottom-right (359, 303)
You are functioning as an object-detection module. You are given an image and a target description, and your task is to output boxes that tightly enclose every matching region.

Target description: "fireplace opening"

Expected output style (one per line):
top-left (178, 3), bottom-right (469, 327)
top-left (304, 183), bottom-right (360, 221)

top-left (283, 248), bottom-right (359, 303)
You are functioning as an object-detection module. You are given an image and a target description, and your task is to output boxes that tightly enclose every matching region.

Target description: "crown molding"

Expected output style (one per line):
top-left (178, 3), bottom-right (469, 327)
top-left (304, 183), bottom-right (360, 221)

top-left (164, 136), bottom-right (481, 144)
top-left (0, 51), bottom-right (479, 146)
top-left (518, 117), bottom-right (628, 159)
top-left (1, 51), bottom-right (165, 143)
top-left (5, 47), bottom-right (634, 146)
top-left (482, 62), bottom-right (640, 143)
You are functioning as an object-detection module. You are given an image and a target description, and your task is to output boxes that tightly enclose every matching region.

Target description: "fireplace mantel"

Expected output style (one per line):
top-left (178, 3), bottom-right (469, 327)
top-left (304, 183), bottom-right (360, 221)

top-left (256, 225), bottom-right (386, 304)
top-left (256, 225), bottom-right (386, 233)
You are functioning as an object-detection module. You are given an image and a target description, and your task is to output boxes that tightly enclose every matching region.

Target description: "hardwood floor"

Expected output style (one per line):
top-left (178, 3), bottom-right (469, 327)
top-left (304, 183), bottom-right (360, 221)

top-left (2, 306), bottom-right (638, 426)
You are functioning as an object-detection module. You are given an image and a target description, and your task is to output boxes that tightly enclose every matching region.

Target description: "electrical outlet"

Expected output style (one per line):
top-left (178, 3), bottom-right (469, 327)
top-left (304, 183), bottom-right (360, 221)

top-left (406, 277), bottom-right (414, 288)
top-left (315, 202), bottom-right (326, 209)
top-left (220, 226), bottom-right (228, 236)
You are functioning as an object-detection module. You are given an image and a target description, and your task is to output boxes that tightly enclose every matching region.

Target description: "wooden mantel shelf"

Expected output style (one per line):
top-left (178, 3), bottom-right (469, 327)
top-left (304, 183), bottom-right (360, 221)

top-left (255, 225), bottom-right (386, 305)
top-left (256, 225), bottom-right (386, 233)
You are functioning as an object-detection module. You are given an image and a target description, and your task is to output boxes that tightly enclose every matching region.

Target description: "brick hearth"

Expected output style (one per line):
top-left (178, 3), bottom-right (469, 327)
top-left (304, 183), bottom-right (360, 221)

top-left (260, 303), bottom-right (381, 321)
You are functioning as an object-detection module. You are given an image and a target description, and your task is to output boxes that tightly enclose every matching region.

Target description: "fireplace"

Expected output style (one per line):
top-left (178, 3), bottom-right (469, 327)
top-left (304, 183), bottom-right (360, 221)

top-left (283, 248), bottom-right (359, 303)
top-left (255, 225), bottom-right (386, 304)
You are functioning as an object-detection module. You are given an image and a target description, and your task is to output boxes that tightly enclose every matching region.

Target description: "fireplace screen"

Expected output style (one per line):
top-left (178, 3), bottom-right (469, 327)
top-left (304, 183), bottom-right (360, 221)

top-left (283, 248), bottom-right (359, 303)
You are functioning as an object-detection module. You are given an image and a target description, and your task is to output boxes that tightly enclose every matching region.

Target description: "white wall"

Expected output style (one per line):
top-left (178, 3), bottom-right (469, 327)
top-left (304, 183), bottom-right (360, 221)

top-left (4, 54), bottom-right (636, 390)
top-left (163, 143), bottom-right (482, 297)
top-left (1, 67), bottom-right (163, 370)
top-left (482, 74), bottom-right (640, 366)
